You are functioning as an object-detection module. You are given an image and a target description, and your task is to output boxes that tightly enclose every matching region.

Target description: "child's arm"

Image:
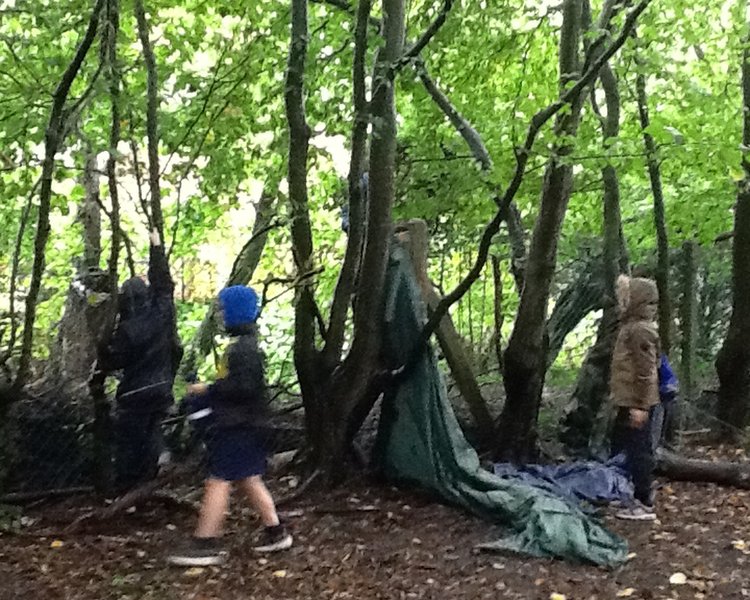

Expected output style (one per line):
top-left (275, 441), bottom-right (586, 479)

top-left (147, 229), bottom-right (175, 298)
top-left (209, 340), bottom-right (264, 404)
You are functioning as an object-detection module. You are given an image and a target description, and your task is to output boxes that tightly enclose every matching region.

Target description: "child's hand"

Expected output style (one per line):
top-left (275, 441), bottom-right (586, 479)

top-left (629, 408), bottom-right (649, 428)
top-left (187, 382), bottom-right (208, 395)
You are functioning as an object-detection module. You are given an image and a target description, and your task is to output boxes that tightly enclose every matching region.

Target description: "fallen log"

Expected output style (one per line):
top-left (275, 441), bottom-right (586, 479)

top-left (656, 448), bottom-right (750, 489)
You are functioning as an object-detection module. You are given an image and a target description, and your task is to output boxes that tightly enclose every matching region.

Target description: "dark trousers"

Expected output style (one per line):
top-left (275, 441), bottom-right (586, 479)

top-left (611, 406), bottom-right (655, 505)
top-left (115, 409), bottom-right (165, 491)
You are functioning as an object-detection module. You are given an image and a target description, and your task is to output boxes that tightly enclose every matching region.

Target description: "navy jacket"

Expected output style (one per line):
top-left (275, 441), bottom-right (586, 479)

top-left (101, 243), bottom-right (183, 411)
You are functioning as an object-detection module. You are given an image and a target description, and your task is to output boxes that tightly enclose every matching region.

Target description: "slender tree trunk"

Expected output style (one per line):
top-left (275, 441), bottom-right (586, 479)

top-left (10, 0), bottom-right (106, 395)
top-left (496, 0), bottom-right (585, 463)
top-left (560, 1), bottom-right (628, 450)
top-left (491, 255), bottom-right (504, 371)
top-left (716, 7), bottom-right (750, 434)
top-left (635, 50), bottom-right (672, 354)
top-left (81, 147), bottom-right (102, 272)
top-left (134, 0), bottom-right (163, 237)
top-left (674, 239), bottom-right (698, 445)
top-left (284, 0), bottom-right (324, 459)
top-left (89, 0), bottom-right (122, 495)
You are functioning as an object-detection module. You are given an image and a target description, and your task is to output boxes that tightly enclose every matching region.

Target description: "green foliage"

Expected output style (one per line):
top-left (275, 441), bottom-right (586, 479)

top-left (0, 0), bottom-right (743, 391)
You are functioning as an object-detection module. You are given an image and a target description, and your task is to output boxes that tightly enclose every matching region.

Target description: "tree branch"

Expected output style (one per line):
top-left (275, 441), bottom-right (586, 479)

top-left (414, 57), bottom-right (527, 291)
top-left (395, 0), bottom-right (651, 376)
top-left (398, 0), bottom-right (455, 69)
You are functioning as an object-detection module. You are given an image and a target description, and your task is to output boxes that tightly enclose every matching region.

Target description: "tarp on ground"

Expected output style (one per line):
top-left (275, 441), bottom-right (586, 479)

top-left (493, 456), bottom-right (634, 506)
top-left (373, 245), bottom-right (627, 567)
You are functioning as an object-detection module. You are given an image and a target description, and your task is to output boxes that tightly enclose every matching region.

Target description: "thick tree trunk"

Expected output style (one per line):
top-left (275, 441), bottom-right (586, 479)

top-left (497, 0), bottom-right (585, 463)
top-left (716, 12), bottom-right (750, 436)
top-left (315, 0), bottom-right (407, 477)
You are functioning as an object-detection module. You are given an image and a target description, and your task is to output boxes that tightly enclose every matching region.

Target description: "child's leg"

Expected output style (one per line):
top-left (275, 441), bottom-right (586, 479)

top-left (625, 414), bottom-right (655, 506)
top-left (239, 476), bottom-right (280, 527)
top-left (195, 478), bottom-right (232, 538)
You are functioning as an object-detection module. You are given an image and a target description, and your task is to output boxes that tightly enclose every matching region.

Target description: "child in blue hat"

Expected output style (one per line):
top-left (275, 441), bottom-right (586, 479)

top-left (168, 285), bottom-right (292, 566)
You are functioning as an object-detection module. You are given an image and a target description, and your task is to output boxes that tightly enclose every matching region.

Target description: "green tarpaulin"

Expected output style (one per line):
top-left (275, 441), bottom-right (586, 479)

top-left (373, 245), bottom-right (628, 567)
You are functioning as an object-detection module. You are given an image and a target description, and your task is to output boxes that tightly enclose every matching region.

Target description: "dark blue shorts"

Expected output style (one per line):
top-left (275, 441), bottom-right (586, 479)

top-left (205, 427), bottom-right (267, 481)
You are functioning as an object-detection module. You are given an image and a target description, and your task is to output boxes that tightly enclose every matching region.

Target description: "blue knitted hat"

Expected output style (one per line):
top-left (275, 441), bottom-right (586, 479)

top-left (218, 285), bottom-right (259, 328)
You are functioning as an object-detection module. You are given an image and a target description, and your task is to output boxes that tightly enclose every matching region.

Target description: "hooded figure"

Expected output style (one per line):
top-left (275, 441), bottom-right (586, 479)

top-left (100, 233), bottom-right (183, 490)
top-left (102, 245), bottom-right (183, 410)
top-left (609, 274), bottom-right (661, 520)
top-left (609, 275), bottom-right (660, 411)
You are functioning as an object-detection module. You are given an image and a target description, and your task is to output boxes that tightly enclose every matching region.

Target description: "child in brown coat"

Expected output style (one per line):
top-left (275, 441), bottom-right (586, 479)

top-left (609, 275), bottom-right (661, 521)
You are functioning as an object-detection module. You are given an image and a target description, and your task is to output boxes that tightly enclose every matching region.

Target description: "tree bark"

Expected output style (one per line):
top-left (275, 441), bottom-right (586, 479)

top-left (491, 255), bottom-right (504, 371)
top-left (81, 147), bottom-right (102, 272)
top-left (10, 0), bottom-right (106, 395)
top-left (322, 0), bottom-right (371, 371)
top-left (316, 0), bottom-right (407, 476)
top-left (716, 5), bottom-right (750, 435)
top-left (675, 240), bottom-right (698, 444)
top-left (656, 448), bottom-right (750, 488)
top-left (559, 0), bottom-right (628, 451)
top-left (497, 0), bottom-right (585, 463)
top-left (635, 47), bottom-right (672, 354)
top-left (284, 0), bottom-right (324, 459)
top-left (134, 0), bottom-right (163, 237)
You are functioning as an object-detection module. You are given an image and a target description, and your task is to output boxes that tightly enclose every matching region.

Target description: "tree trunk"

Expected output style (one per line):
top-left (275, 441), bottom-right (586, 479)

top-left (716, 9), bottom-right (750, 436)
top-left (10, 0), bottom-right (106, 395)
top-left (284, 0), bottom-right (325, 464)
top-left (635, 50), bottom-right (672, 354)
top-left (559, 2), bottom-right (628, 451)
top-left (496, 0), bottom-right (585, 463)
top-left (491, 255), bottom-right (504, 371)
top-left (656, 448), bottom-right (750, 488)
top-left (674, 240), bottom-right (698, 444)
top-left (134, 0), bottom-right (163, 237)
top-left (81, 148), bottom-right (102, 272)
top-left (315, 0), bottom-right (407, 477)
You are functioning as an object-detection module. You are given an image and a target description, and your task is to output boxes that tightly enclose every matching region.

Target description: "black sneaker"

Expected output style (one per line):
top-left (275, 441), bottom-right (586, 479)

top-left (167, 537), bottom-right (226, 566)
top-left (253, 525), bottom-right (293, 553)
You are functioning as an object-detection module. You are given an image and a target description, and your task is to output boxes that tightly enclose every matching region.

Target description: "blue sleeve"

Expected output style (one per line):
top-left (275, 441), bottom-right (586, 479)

top-left (658, 355), bottom-right (679, 401)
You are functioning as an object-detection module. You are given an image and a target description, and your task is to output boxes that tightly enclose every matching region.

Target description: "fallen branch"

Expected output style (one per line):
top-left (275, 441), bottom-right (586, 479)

top-left (656, 448), bottom-right (750, 489)
top-left (276, 468), bottom-right (322, 507)
top-left (0, 486), bottom-right (93, 505)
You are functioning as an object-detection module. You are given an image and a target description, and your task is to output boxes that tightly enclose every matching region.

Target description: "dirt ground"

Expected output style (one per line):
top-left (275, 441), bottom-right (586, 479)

top-left (2, 462), bottom-right (750, 600)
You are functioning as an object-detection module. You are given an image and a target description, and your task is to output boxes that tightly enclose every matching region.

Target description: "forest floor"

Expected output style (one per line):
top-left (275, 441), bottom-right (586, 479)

top-left (2, 447), bottom-right (750, 600)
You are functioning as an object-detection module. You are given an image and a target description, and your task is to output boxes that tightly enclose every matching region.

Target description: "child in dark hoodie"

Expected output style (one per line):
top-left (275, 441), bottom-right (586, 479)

top-left (168, 285), bottom-right (292, 567)
top-left (100, 229), bottom-right (182, 491)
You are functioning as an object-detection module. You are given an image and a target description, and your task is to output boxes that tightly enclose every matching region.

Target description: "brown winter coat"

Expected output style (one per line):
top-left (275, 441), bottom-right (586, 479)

top-left (609, 276), bottom-right (661, 411)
